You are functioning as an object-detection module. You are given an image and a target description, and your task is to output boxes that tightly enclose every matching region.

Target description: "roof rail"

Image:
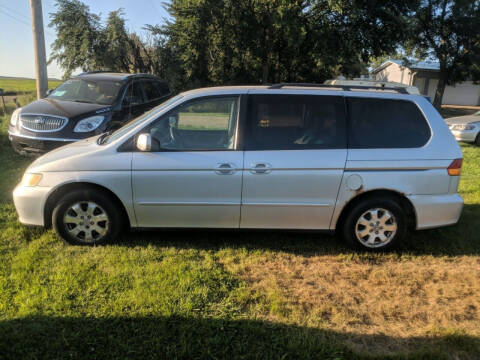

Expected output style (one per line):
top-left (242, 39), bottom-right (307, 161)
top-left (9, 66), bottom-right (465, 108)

top-left (268, 83), bottom-right (409, 94)
top-left (78, 70), bottom-right (117, 75)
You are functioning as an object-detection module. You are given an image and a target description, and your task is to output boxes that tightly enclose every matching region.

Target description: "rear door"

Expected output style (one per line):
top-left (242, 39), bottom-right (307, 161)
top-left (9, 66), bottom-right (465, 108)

top-left (240, 93), bottom-right (347, 229)
top-left (142, 79), bottom-right (167, 109)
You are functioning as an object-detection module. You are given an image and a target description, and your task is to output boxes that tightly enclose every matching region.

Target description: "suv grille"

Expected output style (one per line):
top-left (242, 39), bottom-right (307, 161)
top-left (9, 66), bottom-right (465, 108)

top-left (20, 114), bottom-right (68, 132)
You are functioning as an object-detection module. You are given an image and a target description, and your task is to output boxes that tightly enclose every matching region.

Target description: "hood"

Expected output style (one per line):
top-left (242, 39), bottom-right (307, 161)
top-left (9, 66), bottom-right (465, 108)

top-left (27, 135), bottom-right (131, 173)
top-left (28, 136), bottom-right (102, 172)
top-left (21, 98), bottom-right (110, 119)
top-left (445, 115), bottom-right (480, 125)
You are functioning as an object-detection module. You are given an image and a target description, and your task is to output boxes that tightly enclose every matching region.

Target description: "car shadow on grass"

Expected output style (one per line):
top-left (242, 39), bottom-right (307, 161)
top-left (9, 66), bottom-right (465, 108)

top-left (0, 315), bottom-right (478, 360)
top-left (114, 204), bottom-right (480, 257)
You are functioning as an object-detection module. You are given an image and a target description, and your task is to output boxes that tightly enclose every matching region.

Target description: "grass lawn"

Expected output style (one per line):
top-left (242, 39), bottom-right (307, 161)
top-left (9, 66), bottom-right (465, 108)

top-left (0, 77), bottom-right (62, 95)
top-left (0, 99), bottom-right (479, 359)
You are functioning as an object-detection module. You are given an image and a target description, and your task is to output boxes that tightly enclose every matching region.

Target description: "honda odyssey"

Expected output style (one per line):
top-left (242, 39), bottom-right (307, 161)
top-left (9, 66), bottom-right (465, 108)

top-left (13, 84), bottom-right (464, 251)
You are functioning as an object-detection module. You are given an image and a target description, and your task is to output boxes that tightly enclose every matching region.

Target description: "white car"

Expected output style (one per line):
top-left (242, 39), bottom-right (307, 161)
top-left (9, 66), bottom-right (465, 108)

top-left (445, 110), bottom-right (480, 145)
top-left (13, 84), bottom-right (464, 251)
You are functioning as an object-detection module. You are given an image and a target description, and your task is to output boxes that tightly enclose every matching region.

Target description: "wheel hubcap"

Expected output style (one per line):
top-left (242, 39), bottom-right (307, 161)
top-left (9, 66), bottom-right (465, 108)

top-left (355, 208), bottom-right (397, 248)
top-left (63, 201), bottom-right (109, 243)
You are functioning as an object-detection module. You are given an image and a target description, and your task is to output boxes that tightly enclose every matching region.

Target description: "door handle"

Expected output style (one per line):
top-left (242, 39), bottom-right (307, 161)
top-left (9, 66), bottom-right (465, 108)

top-left (215, 163), bottom-right (236, 175)
top-left (250, 162), bottom-right (272, 174)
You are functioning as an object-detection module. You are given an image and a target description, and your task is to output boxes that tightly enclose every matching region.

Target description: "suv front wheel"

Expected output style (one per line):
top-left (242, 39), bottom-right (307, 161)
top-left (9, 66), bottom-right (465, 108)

top-left (341, 197), bottom-right (408, 251)
top-left (52, 189), bottom-right (122, 245)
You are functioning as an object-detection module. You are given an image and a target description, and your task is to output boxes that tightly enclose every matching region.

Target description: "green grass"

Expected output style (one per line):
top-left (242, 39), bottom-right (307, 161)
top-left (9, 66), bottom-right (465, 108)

top-left (0, 77), bottom-right (62, 95)
top-left (0, 98), bottom-right (480, 359)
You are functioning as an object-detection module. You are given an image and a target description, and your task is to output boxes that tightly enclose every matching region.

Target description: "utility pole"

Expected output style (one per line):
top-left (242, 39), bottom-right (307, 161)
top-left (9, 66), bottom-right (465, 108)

top-left (30, 0), bottom-right (48, 99)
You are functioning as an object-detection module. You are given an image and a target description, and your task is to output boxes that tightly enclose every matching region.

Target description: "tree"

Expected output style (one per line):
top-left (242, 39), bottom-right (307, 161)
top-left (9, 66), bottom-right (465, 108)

top-left (161, 0), bottom-right (415, 89)
top-left (49, 0), bottom-right (153, 78)
top-left (103, 9), bottom-right (131, 73)
top-left (49, 0), bottom-right (104, 78)
top-left (408, 0), bottom-right (480, 109)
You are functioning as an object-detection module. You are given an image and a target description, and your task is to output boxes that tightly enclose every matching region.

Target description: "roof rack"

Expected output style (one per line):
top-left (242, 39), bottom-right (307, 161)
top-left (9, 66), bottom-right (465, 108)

top-left (78, 70), bottom-right (116, 75)
top-left (268, 83), bottom-right (409, 94)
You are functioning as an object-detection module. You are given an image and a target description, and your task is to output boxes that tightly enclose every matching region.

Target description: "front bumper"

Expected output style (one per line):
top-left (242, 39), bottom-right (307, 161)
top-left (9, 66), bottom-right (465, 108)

top-left (408, 193), bottom-right (463, 230)
top-left (450, 129), bottom-right (478, 143)
top-left (8, 132), bottom-right (79, 154)
top-left (13, 184), bottom-right (52, 226)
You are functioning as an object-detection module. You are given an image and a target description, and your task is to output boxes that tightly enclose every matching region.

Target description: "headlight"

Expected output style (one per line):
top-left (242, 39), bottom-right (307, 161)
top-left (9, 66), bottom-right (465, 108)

top-left (73, 115), bottom-right (105, 133)
top-left (451, 124), bottom-right (475, 131)
top-left (22, 173), bottom-right (43, 187)
top-left (10, 108), bottom-right (22, 126)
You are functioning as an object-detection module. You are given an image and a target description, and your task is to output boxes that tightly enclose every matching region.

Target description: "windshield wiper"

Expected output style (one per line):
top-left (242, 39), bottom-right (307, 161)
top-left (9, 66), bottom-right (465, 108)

top-left (72, 99), bottom-right (94, 104)
top-left (97, 131), bottom-right (112, 145)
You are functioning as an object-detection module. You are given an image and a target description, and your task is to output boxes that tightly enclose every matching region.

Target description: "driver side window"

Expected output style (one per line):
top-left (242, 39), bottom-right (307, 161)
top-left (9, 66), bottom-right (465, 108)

top-left (147, 96), bottom-right (239, 151)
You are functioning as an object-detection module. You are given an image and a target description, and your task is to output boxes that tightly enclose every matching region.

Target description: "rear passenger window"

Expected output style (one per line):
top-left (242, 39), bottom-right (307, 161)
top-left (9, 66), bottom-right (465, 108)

top-left (347, 98), bottom-right (431, 148)
top-left (155, 81), bottom-right (170, 97)
top-left (246, 95), bottom-right (346, 150)
top-left (143, 80), bottom-right (162, 101)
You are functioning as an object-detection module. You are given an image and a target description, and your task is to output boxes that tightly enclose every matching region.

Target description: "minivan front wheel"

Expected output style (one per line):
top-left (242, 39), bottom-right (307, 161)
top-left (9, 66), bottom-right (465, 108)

top-left (341, 198), bottom-right (407, 251)
top-left (52, 190), bottom-right (121, 245)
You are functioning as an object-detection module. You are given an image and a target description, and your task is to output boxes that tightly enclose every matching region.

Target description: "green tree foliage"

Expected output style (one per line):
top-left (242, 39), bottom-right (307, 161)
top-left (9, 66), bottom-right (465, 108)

top-left (49, 0), bottom-right (180, 86)
top-left (49, 0), bottom-right (104, 78)
top-left (103, 9), bottom-right (131, 73)
top-left (407, 0), bottom-right (480, 108)
top-left (161, 0), bottom-right (417, 88)
top-left (49, 0), bottom-right (421, 91)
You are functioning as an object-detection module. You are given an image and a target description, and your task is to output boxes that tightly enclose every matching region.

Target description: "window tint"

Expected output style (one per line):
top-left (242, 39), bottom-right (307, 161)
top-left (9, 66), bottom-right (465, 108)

top-left (123, 81), bottom-right (144, 106)
top-left (246, 95), bottom-right (346, 150)
top-left (48, 79), bottom-right (122, 105)
top-left (146, 96), bottom-right (239, 151)
top-left (154, 81), bottom-right (170, 96)
top-left (347, 97), bottom-right (431, 148)
top-left (142, 80), bottom-right (162, 101)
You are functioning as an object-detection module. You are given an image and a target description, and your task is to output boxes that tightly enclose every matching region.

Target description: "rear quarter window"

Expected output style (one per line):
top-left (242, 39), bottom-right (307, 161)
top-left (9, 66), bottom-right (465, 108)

top-left (347, 97), bottom-right (431, 148)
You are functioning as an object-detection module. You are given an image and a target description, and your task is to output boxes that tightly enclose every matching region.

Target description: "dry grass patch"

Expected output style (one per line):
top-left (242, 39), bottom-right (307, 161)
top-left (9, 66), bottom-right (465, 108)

top-left (223, 253), bottom-right (480, 353)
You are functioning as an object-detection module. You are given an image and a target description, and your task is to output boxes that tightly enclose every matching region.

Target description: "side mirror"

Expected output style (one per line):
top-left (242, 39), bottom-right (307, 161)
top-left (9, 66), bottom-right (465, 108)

top-left (46, 89), bottom-right (53, 96)
top-left (137, 133), bottom-right (152, 152)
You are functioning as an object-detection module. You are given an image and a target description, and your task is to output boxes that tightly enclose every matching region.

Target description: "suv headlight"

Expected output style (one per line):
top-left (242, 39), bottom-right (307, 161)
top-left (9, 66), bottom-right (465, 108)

top-left (73, 115), bottom-right (105, 133)
top-left (10, 108), bottom-right (22, 126)
top-left (451, 124), bottom-right (475, 131)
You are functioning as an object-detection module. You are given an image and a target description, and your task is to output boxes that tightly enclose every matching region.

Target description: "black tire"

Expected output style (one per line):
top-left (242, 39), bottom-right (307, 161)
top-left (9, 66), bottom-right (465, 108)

top-left (475, 133), bottom-right (480, 146)
top-left (52, 189), bottom-right (122, 245)
top-left (340, 197), bottom-right (408, 251)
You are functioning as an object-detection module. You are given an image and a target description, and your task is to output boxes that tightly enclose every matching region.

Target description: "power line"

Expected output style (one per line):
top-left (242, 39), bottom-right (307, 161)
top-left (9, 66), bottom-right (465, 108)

top-left (0, 3), bottom-right (31, 21)
top-left (0, 8), bottom-right (31, 27)
top-left (0, 7), bottom-right (55, 37)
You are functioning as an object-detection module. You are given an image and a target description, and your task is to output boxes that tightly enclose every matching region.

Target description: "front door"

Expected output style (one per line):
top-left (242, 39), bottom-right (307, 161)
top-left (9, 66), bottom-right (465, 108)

top-left (132, 95), bottom-right (243, 228)
top-left (240, 93), bottom-right (347, 229)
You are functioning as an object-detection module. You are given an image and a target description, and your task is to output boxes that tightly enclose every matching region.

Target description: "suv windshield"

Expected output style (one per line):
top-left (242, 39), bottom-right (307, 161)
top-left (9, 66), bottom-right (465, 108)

top-left (48, 78), bottom-right (123, 105)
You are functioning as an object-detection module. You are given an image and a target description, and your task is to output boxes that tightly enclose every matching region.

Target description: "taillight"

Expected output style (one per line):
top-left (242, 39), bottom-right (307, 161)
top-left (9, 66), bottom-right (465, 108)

top-left (447, 158), bottom-right (463, 176)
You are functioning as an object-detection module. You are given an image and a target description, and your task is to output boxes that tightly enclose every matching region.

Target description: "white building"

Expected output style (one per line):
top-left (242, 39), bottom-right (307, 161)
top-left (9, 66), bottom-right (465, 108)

top-left (372, 60), bottom-right (480, 106)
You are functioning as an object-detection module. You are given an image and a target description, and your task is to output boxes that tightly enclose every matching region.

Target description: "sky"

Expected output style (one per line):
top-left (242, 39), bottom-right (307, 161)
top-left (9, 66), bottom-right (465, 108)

top-left (0, 0), bottom-right (169, 79)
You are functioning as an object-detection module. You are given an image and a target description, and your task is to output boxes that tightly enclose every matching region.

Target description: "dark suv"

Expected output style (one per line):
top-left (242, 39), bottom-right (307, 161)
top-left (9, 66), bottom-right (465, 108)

top-left (8, 72), bottom-right (171, 154)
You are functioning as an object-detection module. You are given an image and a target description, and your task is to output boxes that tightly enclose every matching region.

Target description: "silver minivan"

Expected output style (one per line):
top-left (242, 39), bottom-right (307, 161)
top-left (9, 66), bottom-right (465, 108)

top-left (13, 84), bottom-right (464, 251)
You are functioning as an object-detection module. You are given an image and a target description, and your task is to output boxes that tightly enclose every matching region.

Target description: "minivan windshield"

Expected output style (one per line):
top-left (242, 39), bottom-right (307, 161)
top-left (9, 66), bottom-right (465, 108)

top-left (48, 78), bottom-right (123, 105)
top-left (101, 95), bottom-right (184, 145)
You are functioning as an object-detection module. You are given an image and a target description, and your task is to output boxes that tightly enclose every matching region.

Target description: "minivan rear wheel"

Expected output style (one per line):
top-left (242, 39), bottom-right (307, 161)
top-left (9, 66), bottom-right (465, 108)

top-left (341, 197), bottom-right (407, 251)
top-left (52, 189), bottom-right (122, 245)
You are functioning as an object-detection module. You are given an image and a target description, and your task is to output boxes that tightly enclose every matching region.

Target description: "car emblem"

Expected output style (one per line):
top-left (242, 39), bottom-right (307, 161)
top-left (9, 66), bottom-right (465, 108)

top-left (34, 117), bottom-right (47, 125)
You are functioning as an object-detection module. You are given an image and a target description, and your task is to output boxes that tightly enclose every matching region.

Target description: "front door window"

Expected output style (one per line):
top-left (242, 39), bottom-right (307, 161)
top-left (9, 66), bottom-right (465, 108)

top-left (145, 96), bottom-right (239, 151)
